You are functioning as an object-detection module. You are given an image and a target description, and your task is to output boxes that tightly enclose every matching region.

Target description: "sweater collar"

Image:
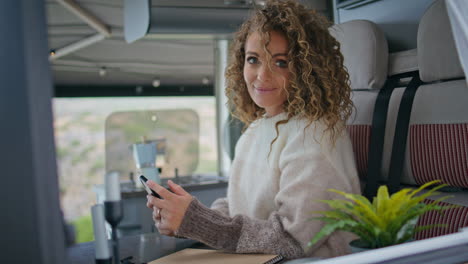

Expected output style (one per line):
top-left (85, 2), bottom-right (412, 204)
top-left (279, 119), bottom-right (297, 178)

top-left (261, 112), bottom-right (288, 124)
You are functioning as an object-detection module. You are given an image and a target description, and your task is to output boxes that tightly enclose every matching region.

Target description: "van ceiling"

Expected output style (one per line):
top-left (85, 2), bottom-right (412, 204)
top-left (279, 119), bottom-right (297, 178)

top-left (46, 0), bottom-right (329, 90)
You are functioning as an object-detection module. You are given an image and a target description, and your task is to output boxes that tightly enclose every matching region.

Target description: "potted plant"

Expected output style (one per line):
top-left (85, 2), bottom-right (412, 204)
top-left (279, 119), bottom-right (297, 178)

top-left (308, 180), bottom-right (456, 252)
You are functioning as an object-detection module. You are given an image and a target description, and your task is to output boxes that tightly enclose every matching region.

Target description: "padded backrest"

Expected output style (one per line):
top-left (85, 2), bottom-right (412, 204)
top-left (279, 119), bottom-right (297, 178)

top-left (346, 92), bottom-right (376, 179)
top-left (406, 0), bottom-right (468, 240)
top-left (405, 81), bottom-right (468, 187)
top-left (401, 0), bottom-right (467, 187)
top-left (330, 20), bottom-right (389, 180)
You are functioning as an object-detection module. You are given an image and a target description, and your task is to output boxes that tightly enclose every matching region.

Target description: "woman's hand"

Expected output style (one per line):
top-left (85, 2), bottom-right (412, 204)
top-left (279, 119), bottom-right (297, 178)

top-left (145, 180), bottom-right (193, 236)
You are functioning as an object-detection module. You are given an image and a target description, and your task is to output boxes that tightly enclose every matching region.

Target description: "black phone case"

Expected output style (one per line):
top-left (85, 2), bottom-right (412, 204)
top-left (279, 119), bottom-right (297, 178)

top-left (139, 175), bottom-right (162, 199)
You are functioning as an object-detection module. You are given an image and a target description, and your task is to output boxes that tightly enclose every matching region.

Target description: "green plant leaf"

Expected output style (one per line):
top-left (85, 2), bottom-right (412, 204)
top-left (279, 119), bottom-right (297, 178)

top-left (309, 180), bottom-right (457, 249)
top-left (311, 210), bottom-right (355, 221)
top-left (308, 219), bottom-right (358, 247)
top-left (328, 189), bottom-right (384, 228)
top-left (375, 185), bottom-right (390, 216)
top-left (316, 199), bottom-right (354, 211)
top-left (314, 200), bottom-right (368, 222)
top-left (387, 204), bottom-right (425, 235)
top-left (396, 216), bottom-right (419, 241)
top-left (410, 180), bottom-right (441, 197)
top-left (408, 180), bottom-right (447, 206)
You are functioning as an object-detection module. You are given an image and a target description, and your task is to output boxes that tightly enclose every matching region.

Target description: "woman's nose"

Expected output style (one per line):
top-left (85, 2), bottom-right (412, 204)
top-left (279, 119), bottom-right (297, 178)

top-left (257, 65), bottom-right (272, 81)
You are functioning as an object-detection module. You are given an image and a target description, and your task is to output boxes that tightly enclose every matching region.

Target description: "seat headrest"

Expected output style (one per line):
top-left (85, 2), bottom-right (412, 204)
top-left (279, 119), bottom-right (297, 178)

top-left (329, 20), bottom-right (388, 90)
top-left (418, 0), bottom-right (464, 83)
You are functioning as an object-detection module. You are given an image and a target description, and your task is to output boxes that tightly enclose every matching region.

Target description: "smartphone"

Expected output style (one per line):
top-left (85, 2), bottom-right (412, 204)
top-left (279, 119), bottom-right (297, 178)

top-left (139, 175), bottom-right (162, 199)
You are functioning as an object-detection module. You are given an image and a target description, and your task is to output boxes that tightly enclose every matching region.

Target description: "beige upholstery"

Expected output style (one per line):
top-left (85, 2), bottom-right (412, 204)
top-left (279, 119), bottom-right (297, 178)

top-left (417, 0), bottom-right (464, 82)
top-left (330, 20), bottom-right (388, 90)
top-left (331, 20), bottom-right (390, 181)
top-left (330, 19), bottom-right (389, 126)
top-left (388, 49), bottom-right (418, 77)
top-left (410, 1), bottom-right (468, 240)
top-left (402, 81), bottom-right (468, 186)
top-left (348, 91), bottom-right (379, 125)
top-left (398, 0), bottom-right (468, 186)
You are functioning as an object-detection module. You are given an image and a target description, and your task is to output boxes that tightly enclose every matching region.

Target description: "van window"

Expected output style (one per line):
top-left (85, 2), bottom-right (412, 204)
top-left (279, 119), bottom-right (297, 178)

top-left (53, 96), bottom-right (217, 243)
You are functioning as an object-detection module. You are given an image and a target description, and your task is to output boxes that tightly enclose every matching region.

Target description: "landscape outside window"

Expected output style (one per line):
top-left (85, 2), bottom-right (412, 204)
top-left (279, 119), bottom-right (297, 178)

top-left (53, 97), bottom-right (218, 243)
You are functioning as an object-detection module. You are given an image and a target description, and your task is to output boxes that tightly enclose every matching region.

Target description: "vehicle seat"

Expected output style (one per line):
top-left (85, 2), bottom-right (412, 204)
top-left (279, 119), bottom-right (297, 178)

top-left (329, 19), bottom-right (388, 182)
top-left (397, 0), bottom-right (468, 240)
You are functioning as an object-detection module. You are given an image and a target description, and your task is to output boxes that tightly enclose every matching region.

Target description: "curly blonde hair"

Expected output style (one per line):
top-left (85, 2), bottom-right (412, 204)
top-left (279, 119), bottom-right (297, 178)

top-left (225, 0), bottom-right (353, 144)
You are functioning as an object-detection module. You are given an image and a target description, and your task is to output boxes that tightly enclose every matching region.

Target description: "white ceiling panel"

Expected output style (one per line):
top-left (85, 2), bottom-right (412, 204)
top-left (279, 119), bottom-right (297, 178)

top-left (46, 0), bottom-right (330, 88)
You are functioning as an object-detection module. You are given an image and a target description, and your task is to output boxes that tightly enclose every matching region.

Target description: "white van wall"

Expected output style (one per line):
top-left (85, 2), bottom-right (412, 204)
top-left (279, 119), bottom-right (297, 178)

top-left (334, 0), bottom-right (435, 52)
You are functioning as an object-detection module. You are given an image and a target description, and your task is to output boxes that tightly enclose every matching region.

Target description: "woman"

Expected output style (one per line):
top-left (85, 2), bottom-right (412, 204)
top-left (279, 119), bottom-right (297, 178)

top-left (146, 0), bottom-right (360, 259)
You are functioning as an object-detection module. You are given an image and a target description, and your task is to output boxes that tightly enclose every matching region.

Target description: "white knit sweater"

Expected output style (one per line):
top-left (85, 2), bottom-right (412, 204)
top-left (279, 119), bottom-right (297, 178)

top-left (177, 113), bottom-right (360, 259)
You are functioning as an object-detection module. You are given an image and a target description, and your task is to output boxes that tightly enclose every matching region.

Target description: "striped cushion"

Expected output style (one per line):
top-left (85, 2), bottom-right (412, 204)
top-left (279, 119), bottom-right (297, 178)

top-left (410, 124), bottom-right (468, 188)
top-left (414, 200), bottom-right (468, 240)
top-left (346, 125), bottom-right (371, 180)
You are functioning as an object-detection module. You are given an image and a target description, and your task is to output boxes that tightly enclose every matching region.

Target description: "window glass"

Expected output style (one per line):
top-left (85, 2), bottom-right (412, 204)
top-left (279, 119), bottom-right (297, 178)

top-left (53, 97), bottom-right (217, 243)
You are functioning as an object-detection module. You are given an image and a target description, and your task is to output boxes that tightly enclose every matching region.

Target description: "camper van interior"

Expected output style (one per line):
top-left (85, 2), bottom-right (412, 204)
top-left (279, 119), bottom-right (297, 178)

top-left (1, 0), bottom-right (467, 263)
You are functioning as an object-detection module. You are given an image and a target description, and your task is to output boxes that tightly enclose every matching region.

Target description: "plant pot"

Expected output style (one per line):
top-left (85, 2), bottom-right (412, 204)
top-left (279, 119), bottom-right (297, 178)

top-left (349, 239), bottom-right (415, 253)
top-left (349, 239), bottom-right (373, 253)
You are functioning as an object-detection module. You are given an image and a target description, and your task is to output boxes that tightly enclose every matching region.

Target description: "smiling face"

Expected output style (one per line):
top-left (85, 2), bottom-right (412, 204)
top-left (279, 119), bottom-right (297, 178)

top-left (243, 30), bottom-right (290, 117)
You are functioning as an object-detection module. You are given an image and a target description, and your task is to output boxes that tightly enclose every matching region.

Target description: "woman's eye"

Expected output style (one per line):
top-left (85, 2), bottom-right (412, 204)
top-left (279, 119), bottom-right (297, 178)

top-left (275, 60), bottom-right (288, 68)
top-left (246, 56), bottom-right (258, 64)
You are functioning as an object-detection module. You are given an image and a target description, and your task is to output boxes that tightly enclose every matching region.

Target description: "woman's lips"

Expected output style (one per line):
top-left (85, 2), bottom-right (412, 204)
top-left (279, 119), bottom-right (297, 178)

top-left (255, 87), bottom-right (277, 93)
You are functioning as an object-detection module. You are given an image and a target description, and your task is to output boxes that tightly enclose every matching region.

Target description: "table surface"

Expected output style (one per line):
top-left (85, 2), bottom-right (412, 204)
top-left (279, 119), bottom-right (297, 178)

top-left (67, 233), bottom-right (198, 264)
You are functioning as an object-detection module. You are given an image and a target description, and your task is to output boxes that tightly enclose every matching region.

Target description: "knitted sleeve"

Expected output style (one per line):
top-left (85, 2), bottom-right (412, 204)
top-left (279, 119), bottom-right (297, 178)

top-left (176, 199), bottom-right (304, 259)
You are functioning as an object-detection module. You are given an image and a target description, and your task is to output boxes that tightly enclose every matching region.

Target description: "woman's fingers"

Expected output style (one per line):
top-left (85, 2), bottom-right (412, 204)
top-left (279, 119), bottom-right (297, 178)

top-left (160, 230), bottom-right (174, 236)
top-left (147, 194), bottom-right (166, 208)
top-left (152, 207), bottom-right (161, 220)
top-left (145, 180), bottom-right (193, 236)
top-left (155, 217), bottom-right (175, 236)
top-left (146, 199), bottom-right (154, 209)
top-left (156, 225), bottom-right (174, 236)
top-left (167, 180), bottom-right (190, 196)
top-left (146, 180), bottom-right (173, 200)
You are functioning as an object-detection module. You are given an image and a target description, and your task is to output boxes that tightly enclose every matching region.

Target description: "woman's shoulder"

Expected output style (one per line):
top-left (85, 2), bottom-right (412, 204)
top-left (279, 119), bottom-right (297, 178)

top-left (244, 113), bottom-right (348, 148)
top-left (284, 116), bottom-right (327, 136)
top-left (284, 117), bottom-right (350, 150)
